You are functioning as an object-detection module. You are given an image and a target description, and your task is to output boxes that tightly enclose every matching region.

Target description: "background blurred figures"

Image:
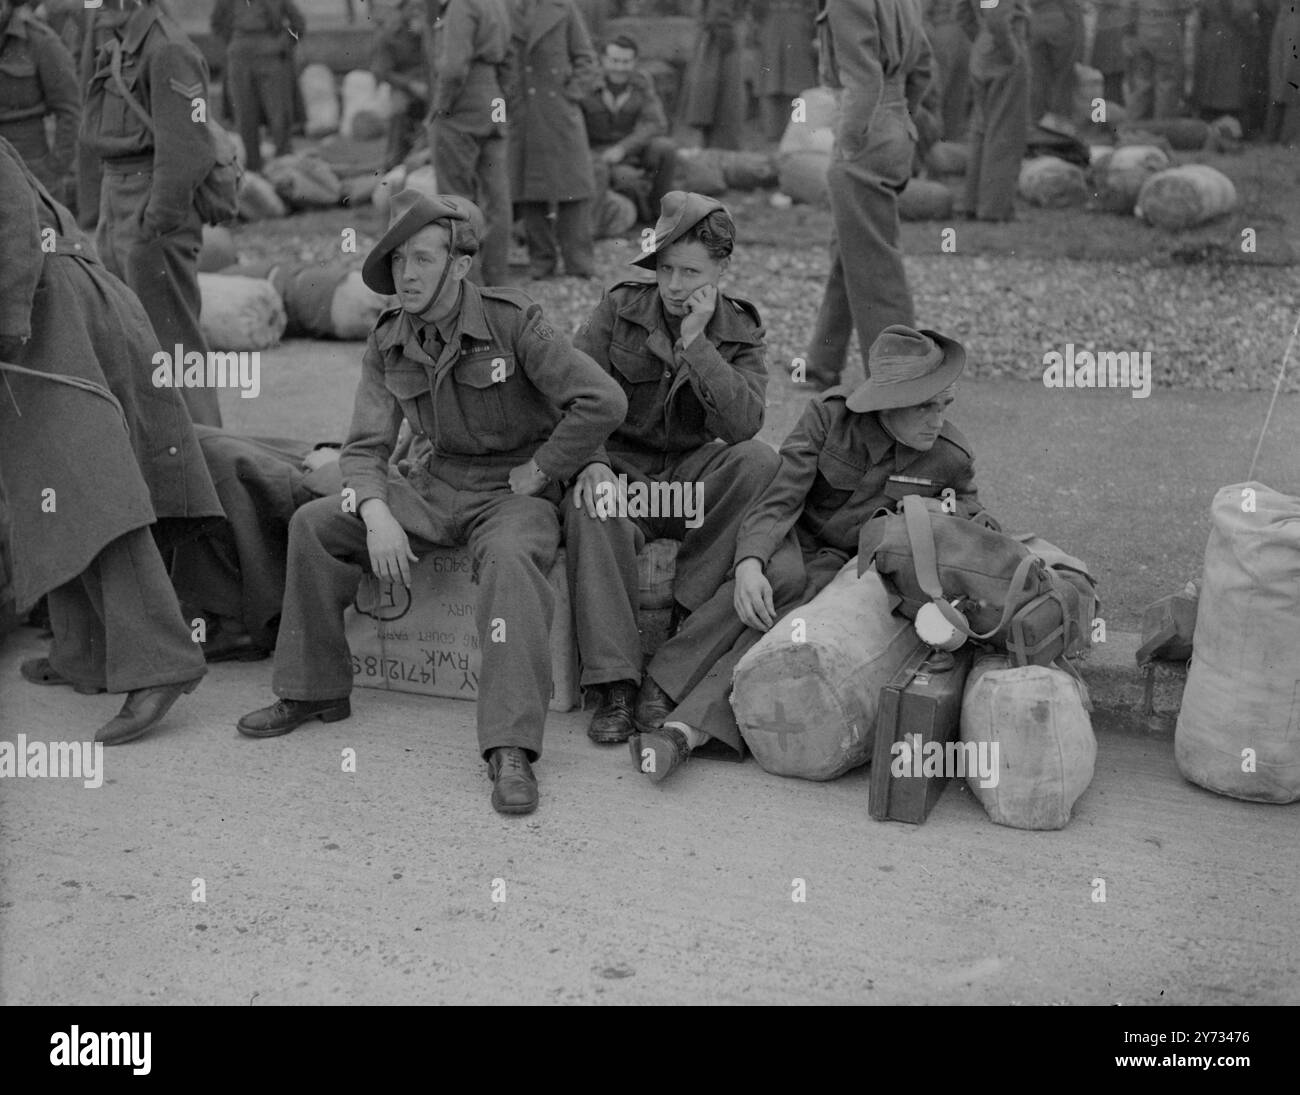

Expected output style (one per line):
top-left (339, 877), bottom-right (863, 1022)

top-left (1028, 0), bottom-right (1084, 125)
top-left (0, 0), bottom-right (79, 207)
top-left (1126, 0), bottom-right (1196, 119)
top-left (507, 0), bottom-right (600, 278)
top-left (371, 0), bottom-right (429, 170)
top-left (924, 0), bottom-right (973, 140)
top-left (961, 0), bottom-right (1030, 220)
top-left (681, 0), bottom-right (749, 149)
top-left (429, 0), bottom-right (512, 284)
top-left (753, 0), bottom-right (818, 143)
top-left (211, 0), bottom-right (305, 174)
top-left (80, 0), bottom-right (222, 428)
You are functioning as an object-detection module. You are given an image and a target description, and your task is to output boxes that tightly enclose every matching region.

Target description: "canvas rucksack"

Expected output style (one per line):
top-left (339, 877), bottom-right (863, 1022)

top-left (859, 494), bottom-right (1098, 669)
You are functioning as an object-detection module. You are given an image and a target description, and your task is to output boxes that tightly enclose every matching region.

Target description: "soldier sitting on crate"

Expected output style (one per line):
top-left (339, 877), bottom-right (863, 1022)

top-left (235, 191), bottom-right (626, 817)
top-left (629, 325), bottom-right (995, 784)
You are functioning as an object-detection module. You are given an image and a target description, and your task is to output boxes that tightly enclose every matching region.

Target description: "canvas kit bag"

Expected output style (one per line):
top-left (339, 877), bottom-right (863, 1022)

top-left (858, 494), bottom-right (1097, 670)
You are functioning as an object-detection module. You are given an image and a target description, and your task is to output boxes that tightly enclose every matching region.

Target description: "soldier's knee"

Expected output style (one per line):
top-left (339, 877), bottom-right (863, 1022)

top-left (724, 439), bottom-right (781, 490)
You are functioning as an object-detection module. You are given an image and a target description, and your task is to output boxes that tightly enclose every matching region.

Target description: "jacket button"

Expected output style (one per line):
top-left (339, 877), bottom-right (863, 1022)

top-left (663, 370), bottom-right (671, 379)
top-left (168, 446), bottom-right (178, 455)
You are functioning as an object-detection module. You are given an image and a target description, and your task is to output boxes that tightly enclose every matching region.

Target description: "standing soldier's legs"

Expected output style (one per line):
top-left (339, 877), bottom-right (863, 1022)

top-left (48, 527), bottom-right (206, 694)
top-left (968, 63), bottom-right (1027, 220)
top-left (461, 491), bottom-right (561, 759)
top-left (555, 198), bottom-right (595, 277)
top-left (562, 500), bottom-right (643, 692)
top-left (640, 137), bottom-right (679, 220)
top-left (476, 133), bottom-right (510, 286)
top-left (825, 158), bottom-right (914, 365)
top-left (1127, 46), bottom-right (1156, 120)
top-left (964, 73), bottom-right (990, 215)
top-left (228, 52), bottom-right (264, 173)
top-left (98, 169), bottom-right (222, 427)
top-left (807, 234), bottom-right (855, 386)
top-left (519, 200), bottom-right (559, 278)
top-left (263, 53), bottom-right (295, 159)
top-left (432, 120), bottom-right (510, 285)
top-left (1153, 40), bottom-right (1184, 118)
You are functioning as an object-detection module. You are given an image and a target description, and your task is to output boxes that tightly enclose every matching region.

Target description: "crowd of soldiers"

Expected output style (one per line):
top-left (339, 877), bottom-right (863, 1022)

top-left (0, 1), bottom-right (1296, 818)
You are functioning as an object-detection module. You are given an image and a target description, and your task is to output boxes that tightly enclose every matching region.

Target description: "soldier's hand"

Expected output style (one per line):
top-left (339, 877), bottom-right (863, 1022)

top-left (734, 558), bottom-right (777, 632)
top-left (362, 503), bottom-right (418, 587)
top-left (509, 459), bottom-right (550, 496)
top-left (601, 145), bottom-right (626, 165)
top-left (572, 462), bottom-right (622, 520)
top-left (679, 283), bottom-right (718, 348)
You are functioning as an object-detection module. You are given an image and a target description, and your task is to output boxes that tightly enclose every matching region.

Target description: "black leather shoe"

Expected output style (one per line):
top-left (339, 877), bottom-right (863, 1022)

top-left (487, 747), bottom-right (539, 815)
top-left (95, 676), bottom-right (203, 746)
top-left (588, 680), bottom-right (638, 744)
top-left (634, 676), bottom-right (674, 733)
top-left (629, 725), bottom-right (691, 783)
top-left (236, 697), bottom-right (351, 739)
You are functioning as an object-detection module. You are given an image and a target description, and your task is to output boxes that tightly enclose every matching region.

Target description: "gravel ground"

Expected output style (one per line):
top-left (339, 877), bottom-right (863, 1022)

top-left (230, 202), bottom-right (1300, 396)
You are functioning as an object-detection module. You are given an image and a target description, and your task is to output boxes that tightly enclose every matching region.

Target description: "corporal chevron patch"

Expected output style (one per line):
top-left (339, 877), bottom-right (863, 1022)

top-left (168, 78), bottom-right (204, 100)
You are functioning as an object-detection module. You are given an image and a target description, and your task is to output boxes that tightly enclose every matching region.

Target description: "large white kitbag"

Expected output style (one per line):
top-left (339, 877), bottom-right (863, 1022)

top-left (299, 63), bottom-right (340, 138)
top-left (775, 86), bottom-right (838, 205)
top-left (731, 561), bottom-right (915, 781)
top-left (198, 273), bottom-right (287, 351)
top-left (960, 655), bottom-right (1096, 829)
top-left (1136, 164), bottom-right (1237, 229)
top-left (1175, 483), bottom-right (1300, 803)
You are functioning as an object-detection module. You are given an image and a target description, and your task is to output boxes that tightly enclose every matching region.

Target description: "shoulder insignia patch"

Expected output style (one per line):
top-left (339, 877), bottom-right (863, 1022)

top-left (534, 321), bottom-right (555, 340)
top-left (169, 77), bottom-right (204, 100)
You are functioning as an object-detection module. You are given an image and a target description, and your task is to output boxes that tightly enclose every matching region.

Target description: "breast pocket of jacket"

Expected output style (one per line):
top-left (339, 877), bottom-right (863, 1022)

top-left (810, 445), bottom-right (866, 509)
top-left (609, 342), bottom-right (667, 429)
top-left (449, 351), bottom-right (515, 440)
top-left (383, 363), bottom-right (434, 438)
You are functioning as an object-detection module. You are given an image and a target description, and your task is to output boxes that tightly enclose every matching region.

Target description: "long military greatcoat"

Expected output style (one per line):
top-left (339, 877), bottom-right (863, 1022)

top-left (505, 0), bottom-right (599, 202)
top-left (0, 137), bottom-right (222, 613)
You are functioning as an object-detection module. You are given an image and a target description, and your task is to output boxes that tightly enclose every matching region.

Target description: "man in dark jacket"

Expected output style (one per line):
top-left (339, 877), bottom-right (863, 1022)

top-left (0, 137), bottom-right (222, 745)
top-left (428, 0), bottom-right (512, 285)
top-left (236, 191), bottom-right (626, 817)
top-left (561, 192), bottom-right (779, 747)
top-left (581, 34), bottom-right (676, 224)
top-left (211, 0), bottom-right (305, 174)
top-left (80, 0), bottom-right (222, 428)
top-left (506, 0), bottom-right (600, 278)
top-left (631, 326), bottom-right (990, 782)
top-left (805, 0), bottom-right (933, 389)
top-left (0, 0), bottom-right (79, 205)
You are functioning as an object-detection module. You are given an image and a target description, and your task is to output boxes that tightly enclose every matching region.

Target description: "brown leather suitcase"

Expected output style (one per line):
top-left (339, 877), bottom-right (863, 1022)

top-left (868, 642), bottom-right (976, 824)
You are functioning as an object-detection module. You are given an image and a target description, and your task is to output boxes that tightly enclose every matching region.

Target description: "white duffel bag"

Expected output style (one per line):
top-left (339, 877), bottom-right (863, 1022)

top-left (731, 561), bottom-right (915, 781)
top-left (1175, 482), bottom-right (1300, 803)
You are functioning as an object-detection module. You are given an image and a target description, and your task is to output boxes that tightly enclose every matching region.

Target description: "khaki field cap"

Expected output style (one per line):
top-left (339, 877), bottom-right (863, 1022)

top-left (845, 325), bottom-right (967, 412)
top-left (631, 190), bottom-right (732, 269)
top-left (362, 191), bottom-right (485, 295)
